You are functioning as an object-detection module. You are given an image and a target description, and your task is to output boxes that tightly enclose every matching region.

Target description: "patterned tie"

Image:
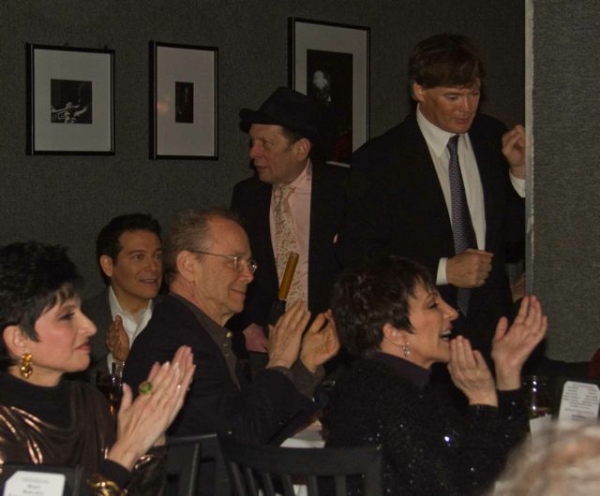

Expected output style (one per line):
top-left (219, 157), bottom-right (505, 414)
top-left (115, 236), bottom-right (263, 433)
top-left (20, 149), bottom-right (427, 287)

top-left (274, 185), bottom-right (302, 307)
top-left (447, 135), bottom-right (477, 316)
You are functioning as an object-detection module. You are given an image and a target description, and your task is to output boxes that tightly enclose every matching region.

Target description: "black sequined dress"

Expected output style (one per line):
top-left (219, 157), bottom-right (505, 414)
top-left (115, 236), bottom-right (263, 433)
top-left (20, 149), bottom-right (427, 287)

top-left (325, 353), bottom-right (528, 496)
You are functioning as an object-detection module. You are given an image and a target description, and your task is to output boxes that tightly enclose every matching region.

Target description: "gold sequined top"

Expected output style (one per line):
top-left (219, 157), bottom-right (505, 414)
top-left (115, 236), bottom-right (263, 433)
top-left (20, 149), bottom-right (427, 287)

top-left (0, 373), bottom-right (165, 495)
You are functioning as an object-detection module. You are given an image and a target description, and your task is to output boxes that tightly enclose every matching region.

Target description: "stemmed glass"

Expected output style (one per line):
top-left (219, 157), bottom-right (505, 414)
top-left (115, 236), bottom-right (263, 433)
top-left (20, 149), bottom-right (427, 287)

top-left (96, 363), bottom-right (124, 417)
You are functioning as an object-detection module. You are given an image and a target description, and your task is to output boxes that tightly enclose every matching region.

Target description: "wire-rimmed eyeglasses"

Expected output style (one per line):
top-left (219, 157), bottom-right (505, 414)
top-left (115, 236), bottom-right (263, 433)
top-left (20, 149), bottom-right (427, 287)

top-left (189, 250), bottom-right (258, 274)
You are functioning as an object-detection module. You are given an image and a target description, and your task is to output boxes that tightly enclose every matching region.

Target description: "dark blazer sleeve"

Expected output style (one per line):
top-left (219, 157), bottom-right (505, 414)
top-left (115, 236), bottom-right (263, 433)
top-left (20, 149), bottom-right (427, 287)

top-left (307, 162), bottom-right (348, 314)
top-left (229, 178), bottom-right (278, 331)
top-left (230, 165), bottom-right (348, 331)
top-left (337, 117), bottom-right (455, 277)
top-left (124, 295), bottom-right (317, 444)
top-left (469, 115), bottom-right (525, 257)
top-left (82, 289), bottom-right (113, 378)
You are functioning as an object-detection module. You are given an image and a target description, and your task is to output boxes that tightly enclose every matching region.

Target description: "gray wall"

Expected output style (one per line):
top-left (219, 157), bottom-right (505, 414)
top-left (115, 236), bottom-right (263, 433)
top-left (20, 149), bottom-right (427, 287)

top-left (529, 0), bottom-right (600, 361)
top-left (1, 1), bottom-right (525, 300)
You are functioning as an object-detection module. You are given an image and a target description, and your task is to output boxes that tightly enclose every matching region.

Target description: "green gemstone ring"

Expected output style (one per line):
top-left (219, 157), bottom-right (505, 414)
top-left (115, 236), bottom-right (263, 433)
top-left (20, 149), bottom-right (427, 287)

top-left (138, 380), bottom-right (153, 395)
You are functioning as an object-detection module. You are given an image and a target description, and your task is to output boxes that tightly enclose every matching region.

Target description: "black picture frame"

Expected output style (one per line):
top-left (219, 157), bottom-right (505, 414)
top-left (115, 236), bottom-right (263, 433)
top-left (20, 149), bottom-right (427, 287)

top-left (288, 18), bottom-right (370, 165)
top-left (150, 41), bottom-right (218, 159)
top-left (26, 44), bottom-right (115, 155)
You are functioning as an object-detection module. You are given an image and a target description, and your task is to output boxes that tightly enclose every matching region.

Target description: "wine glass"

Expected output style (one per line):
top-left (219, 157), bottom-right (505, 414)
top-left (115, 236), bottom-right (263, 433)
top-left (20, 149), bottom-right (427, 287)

top-left (96, 365), bottom-right (123, 417)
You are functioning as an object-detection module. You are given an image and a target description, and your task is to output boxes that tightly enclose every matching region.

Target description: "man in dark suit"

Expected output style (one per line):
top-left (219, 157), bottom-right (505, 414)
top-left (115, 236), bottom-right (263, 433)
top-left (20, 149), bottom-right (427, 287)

top-left (123, 209), bottom-right (338, 495)
top-left (123, 209), bottom-right (338, 442)
top-left (338, 34), bottom-right (526, 359)
top-left (229, 87), bottom-right (347, 365)
top-left (83, 213), bottom-right (163, 380)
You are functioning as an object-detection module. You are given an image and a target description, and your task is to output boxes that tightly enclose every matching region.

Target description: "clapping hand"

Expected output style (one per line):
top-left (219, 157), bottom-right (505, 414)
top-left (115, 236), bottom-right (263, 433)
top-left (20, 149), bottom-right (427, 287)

top-left (243, 323), bottom-right (270, 353)
top-left (448, 336), bottom-right (497, 406)
top-left (300, 310), bottom-right (340, 373)
top-left (491, 295), bottom-right (548, 390)
top-left (107, 346), bottom-right (195, 470)
top-left (267, 301), bottom-right (311, 369)
top-left (106, 315), bottom-right (129, 363)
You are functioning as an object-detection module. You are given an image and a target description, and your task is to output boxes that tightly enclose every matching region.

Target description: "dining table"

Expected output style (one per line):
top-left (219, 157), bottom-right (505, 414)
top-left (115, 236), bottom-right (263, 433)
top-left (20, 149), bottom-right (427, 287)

top-left (274, 420), bottom-right (326, 496)
top-left (281, 420), bottom-right (325, 449)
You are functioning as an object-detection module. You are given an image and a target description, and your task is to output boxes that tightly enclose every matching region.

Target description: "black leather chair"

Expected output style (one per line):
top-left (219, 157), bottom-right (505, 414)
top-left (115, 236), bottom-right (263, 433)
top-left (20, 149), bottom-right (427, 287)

top-left (166, 433), bottom-right (230, 496)
top-left (218, 435), bottom-right (383, 496)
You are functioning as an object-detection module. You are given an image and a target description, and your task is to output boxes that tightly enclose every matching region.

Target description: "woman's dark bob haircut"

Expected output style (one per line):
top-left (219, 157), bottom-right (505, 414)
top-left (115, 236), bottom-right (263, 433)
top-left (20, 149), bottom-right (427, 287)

top-left (332, 254), bottom-right (435, 359)
top-left (0, 241), bottom-right (81, 348)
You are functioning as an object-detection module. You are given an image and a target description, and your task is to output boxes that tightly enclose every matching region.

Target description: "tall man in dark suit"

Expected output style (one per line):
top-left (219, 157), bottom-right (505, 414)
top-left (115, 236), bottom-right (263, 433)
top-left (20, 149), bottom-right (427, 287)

top-left (83, 213), bottom-right (163, 379)
top-left (229, 87), bottom-right (347, 364)
top-left (338, 34), bottom-right (526, 359)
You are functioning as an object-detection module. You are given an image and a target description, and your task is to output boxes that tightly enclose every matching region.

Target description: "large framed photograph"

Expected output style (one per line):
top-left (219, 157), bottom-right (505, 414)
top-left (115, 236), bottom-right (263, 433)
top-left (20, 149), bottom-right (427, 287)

top-left (289, 18), bottom-right (370, 165)
top-left (26, 44), bottom-right (114, 155)
top-left (150, 41), bottom-right (218, 159)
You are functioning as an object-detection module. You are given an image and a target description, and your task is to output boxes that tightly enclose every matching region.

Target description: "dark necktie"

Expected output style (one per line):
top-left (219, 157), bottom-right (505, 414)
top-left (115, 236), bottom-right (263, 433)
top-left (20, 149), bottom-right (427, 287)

top-left (447, 135), bottom-right (477, 315)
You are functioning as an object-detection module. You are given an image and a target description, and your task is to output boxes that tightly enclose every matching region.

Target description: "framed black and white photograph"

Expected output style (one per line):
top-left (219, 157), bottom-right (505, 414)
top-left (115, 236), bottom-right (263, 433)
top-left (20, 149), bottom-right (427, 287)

top-left (27, 44), bottom-right (114, 155)
top-left (289, 18), bottom-right (370, 165)
top-left (150, 41), bottom-right (218, 159)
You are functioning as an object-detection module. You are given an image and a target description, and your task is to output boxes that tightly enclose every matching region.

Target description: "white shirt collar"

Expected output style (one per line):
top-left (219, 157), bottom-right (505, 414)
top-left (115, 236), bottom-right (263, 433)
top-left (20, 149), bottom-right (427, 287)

top-left (107, 285), bottom-right (153, 321)
top-left (416, 106), bottom-right (472, 158)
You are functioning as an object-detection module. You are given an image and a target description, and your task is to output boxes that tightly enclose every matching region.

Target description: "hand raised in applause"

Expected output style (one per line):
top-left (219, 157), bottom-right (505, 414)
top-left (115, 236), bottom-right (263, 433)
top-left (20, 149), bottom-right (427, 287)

top-left (243, 323), bottom-right (269, 353)
top-left (300, 310), bottom-right (340, 373)
top-left (266, 301), bottom-right (310, 370)
top-left (446, 249), bottom-right (493, 289)
top-left (491, 295), bottom-right (548, 391)
top-left (502, 124), bottom-right (526, 179)
top-left (448, 336), bottom-right (497, 407)
top-left (106, 315), bottom-right (129, 363)
top-left (108, 345), bottom-right (195, 470)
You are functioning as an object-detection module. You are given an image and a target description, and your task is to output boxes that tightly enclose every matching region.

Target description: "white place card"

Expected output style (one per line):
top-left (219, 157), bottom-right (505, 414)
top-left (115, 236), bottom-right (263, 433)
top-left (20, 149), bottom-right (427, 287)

top-left (558, 380), bottom-right (600, 421)
top-left (4, 470), bottom-right (65, 496)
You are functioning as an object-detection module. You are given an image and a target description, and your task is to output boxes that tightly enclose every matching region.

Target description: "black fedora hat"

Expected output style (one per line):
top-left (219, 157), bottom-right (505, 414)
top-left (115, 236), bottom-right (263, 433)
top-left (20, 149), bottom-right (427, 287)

top-left (239, 87), bottom-right (321, 143)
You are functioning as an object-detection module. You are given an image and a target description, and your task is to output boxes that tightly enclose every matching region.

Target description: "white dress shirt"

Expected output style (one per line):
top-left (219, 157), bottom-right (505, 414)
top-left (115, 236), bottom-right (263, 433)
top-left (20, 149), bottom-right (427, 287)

top-left (416, 107), bottom-right (525, 285)
top-left (107, 286), bottom-right (153, 371)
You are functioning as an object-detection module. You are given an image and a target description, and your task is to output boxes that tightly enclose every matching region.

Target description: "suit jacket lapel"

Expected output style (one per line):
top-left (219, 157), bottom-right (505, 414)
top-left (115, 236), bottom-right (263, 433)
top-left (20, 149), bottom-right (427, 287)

top-left (254, 182), bottom-right (279, 289)
top-left (468, 120), bottom-right (501, 251)
top-left (405, 115), bottom-right (454, 240)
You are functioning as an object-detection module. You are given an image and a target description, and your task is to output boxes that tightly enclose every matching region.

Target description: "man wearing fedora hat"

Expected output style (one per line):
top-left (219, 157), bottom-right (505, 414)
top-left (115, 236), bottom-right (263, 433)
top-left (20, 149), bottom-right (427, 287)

top-left (229, 87), bottom-right (347, 367)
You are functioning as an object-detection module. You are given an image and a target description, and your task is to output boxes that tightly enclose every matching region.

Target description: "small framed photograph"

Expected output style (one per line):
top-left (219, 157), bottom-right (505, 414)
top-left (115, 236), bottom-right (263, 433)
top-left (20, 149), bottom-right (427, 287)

top-left (289, 18), bottom-right (370, 165)
top-left (150, 41), bottom-right (218, 159)
top-left (26, 44), bottom-right (114, 155)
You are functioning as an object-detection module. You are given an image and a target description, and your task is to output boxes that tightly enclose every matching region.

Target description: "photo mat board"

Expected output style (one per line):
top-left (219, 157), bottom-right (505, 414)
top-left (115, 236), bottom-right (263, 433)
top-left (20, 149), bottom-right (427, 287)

top-left (150, 41), bottom-right (218, 159)
top-left (27, 44), bottom-right (114, 155)
top-left (289, 18), bottom-right (370, 165)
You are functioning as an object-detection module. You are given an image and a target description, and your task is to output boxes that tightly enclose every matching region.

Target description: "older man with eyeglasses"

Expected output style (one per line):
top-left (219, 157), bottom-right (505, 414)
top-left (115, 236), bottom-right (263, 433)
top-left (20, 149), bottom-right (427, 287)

top-left (123, 209), bottom-right (338, 451)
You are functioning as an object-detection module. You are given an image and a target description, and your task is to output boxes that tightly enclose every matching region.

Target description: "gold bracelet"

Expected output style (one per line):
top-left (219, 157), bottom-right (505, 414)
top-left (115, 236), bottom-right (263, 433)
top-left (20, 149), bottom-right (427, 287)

top-left (87, 473), bottom-right (127, 496)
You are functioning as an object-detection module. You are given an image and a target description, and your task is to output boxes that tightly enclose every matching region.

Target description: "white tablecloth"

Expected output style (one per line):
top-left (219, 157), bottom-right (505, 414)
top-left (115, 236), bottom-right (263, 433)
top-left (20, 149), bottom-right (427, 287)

top-left (269, 421), bottom-right (325, 496)
top-left (282, 421), bottom-right (325, 449)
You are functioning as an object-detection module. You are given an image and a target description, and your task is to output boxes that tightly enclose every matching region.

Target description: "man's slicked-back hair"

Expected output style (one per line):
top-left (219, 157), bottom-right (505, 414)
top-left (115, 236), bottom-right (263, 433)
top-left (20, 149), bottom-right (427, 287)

top-left (331, 254), bottom-right (435, 359)
top-left (409, 33), bottom-right (485, 89)
top-left (0, 241), bottom-right (81, 346)
top-left (163, 209), bottom-right (240, 284)
top-left (95, 213), bottom-right (162, 285)
top-left (96, 213), bottom-right (162, 261)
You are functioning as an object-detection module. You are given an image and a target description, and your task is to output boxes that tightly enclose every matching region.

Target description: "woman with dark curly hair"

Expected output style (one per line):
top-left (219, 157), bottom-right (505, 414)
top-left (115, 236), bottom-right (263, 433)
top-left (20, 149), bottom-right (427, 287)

top-left (0, 241), bottom-right (194, 495)
top-left (326, 254), bottom-right (547, 496)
